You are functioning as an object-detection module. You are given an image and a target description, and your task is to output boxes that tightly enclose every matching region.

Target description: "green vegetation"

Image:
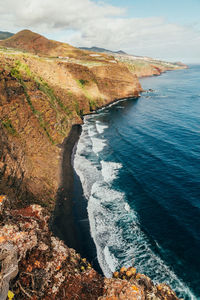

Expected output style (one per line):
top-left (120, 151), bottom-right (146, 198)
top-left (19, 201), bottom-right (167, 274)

top-left (77, 79), bottom-right (88, 88)
top-left (67, 91), bottom-right (83, 117)
top-left (13, 60), bottom-right (71, 116)
top-left (10, 66), bottom-right (21, 80)
top-left (89, 99), bottom-right (96, 111)
top-left (84, 91), bottom-right (96, 111)
top-left (9, 60), bottom-right (75, 140)
top-left (15, 60), bottom-right (32, 76)
top-left (76, 78), bottom-right (97, 111)
top-left (35, 78), bottom-right (72, 137)
top-left (74, 100), bottom-right (80, 115)
top-left (1, 119), bottom-right (17, 136)
top-left (10, 64), bottom-right (54, 144)
top-left (36, 77), bottom-right (71, 116)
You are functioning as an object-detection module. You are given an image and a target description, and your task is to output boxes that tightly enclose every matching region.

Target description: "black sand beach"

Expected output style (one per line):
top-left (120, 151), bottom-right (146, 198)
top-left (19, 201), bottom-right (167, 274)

top-left (51, 124), bottom-right (101, 272)
top-left (51, 124), bottom-right (82, 250)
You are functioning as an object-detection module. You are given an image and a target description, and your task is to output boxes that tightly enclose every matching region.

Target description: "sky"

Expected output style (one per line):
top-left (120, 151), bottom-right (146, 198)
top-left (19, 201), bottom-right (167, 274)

top-left (0, 0), bottom-right (200, 63)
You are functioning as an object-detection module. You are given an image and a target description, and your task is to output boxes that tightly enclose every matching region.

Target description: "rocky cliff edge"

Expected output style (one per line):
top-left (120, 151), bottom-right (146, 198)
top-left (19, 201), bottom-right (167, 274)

top-left (0, 196), bottom-right (180, 299)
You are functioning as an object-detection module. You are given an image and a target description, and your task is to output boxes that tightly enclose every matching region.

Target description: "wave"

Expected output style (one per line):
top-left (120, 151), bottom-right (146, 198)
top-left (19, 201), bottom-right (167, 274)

top-left (74, 116), bottom-right (197, 299)
top-left (101, 161), bottom-right (122, 183)
top-left (95, 121), bottom-right (109, 134)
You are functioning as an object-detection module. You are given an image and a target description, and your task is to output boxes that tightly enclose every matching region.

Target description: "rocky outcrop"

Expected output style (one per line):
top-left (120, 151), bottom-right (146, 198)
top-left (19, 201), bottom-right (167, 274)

top-left (0, 195), bottom-right (180, 300)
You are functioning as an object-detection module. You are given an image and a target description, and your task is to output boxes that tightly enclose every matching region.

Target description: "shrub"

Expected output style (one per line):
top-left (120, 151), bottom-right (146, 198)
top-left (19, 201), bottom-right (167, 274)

top-left (77, 79), bottom-right (88, 88)
top-left (1, 119), bottom-right (17, 136)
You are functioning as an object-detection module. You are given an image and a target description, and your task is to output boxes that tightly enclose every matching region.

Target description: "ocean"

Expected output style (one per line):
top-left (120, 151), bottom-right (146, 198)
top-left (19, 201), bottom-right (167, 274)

top-left (74, 65), bottom-right (200, 299)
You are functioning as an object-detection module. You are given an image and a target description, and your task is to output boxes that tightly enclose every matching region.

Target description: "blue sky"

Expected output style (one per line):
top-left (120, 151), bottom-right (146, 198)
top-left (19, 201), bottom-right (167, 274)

top-left (104, 0), bottom-right (200, 26)
top-left (1, 0), bottom-right (200, 62)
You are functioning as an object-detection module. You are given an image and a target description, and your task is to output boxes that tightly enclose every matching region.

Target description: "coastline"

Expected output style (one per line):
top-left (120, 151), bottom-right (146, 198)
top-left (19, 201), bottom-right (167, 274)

top-left (51, 123), bottom-right (103, 272)
top-left (51, 95), bottom-right (140, 272)
top-left (51, 67), bottom-right (188, 275)
top-left (0, 29), bottom-right (190, 298)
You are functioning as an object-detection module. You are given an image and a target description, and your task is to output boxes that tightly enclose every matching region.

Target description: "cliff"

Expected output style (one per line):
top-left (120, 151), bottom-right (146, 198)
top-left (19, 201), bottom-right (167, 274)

top-left (0, 47), bottom-right (141, 208)
top-left (0, 30), bottom-right (184, 299)
top-left (0, 196), bottom-right (180, 299)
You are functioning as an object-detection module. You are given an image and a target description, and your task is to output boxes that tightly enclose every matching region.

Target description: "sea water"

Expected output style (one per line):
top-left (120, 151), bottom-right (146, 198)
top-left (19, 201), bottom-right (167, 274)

top-left (74, 65), bottom-right (200, 299)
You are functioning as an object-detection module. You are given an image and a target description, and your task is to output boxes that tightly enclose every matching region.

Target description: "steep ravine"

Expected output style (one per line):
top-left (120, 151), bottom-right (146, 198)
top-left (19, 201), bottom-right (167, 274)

top-left (0, 51), bottom-right (184, 299)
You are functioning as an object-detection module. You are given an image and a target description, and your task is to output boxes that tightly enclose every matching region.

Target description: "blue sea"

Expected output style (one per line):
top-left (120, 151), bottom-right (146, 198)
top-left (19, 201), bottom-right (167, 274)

top-left (74, 65), bottom-right (200, 299)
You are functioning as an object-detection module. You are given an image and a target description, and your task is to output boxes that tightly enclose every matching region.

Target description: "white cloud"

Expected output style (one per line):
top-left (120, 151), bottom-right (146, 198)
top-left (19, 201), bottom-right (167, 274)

top-left (0, 0), bottom-right (124, 30)
top-left (0, 0), bottom-right (200, 62)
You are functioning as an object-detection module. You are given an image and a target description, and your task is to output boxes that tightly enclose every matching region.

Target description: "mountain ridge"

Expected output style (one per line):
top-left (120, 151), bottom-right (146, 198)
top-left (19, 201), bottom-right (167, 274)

top-left (0, 30), bottom-right (14, 40)
top-left (79, 46), bottom-right (127, 55)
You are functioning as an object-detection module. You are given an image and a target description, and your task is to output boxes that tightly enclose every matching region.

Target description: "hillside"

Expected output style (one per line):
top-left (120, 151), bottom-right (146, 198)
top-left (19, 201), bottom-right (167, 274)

top-left (0, 30), bottom-right (184, 299)
top-left (0, 51), bottom-right (141, 209)
top-left (0, 30), bottom-right (14, 40)
top-left (79, 46), bottom-right (127, 55)
top-left (0, 30), bottom-right (115, 61)
top-left (0, 29), bottom-right (78, 57)
top-left (0, 30), bottom-right (187, 74)
top-left (78, 46), bottom-right (188, 77)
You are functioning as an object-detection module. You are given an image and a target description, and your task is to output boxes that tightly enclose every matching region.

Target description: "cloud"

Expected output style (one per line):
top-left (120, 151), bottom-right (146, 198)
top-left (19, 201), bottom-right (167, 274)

top-left (0, 0), bottom-right (124, 31)
top-left (68, 15), bottom-right (200, 62)
top-left (0, 0), bottom-right (200, 62)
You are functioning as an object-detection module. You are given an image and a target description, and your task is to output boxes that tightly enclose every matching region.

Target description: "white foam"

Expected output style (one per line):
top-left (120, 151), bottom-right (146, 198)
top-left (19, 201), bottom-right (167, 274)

top-left (87, 181), bottom-right (127, 277)
top-left (91, 137), bottom-right (106, 154)
top-left (88, 124), bottom-right (97, 137)
top-left (96, 98), bottom-right (128, 113)
top-left (96, 121), bottom-right (109, 134)
top-left (104, 246), bottom-right (118, 273)
top-left (116, 105), bottom-right (124, 109)
top-left (124, 203), bottom-right (130, 212)
top-left (74, 121), bottom-right (101, 198)
top-left (90, 181), bottom-right (125, 204)
top-left (101, 161), bottom-right (122, 183)
top-left (73, 115), bottom-right (197, 299)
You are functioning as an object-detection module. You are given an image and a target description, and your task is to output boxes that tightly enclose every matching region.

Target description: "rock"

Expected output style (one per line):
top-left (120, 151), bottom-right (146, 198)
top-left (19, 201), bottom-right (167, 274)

top-left (99, 278), bottom-right (145, 300)
top-left (0, 198), bottom-right (182, 299)
top-left (0, 201), bottom-right (105, 299)
top-left (155, 283), bottom-right (180, 299)
top-left (135, 273), bottom-right (154, 291)
top-left (0, 242), bottom-right (18, 300)
top-left (126, 267), bottom-right (137, 278)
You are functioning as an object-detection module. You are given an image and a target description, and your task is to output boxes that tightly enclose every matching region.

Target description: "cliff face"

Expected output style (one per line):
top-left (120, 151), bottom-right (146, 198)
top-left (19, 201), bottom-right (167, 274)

top-left (0, 52), bottom-right (141, 208)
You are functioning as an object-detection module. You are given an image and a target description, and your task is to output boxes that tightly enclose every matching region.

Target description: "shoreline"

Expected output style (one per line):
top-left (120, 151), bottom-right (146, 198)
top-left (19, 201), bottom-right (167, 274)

top-left (51, 95), bottom-right (140, 272)
top-left (51, 124), bottom-right (82, 251)
top-left (50, 123), bottom-right (103, 272)
top-left (50, 67), bottom-right (188, 274)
